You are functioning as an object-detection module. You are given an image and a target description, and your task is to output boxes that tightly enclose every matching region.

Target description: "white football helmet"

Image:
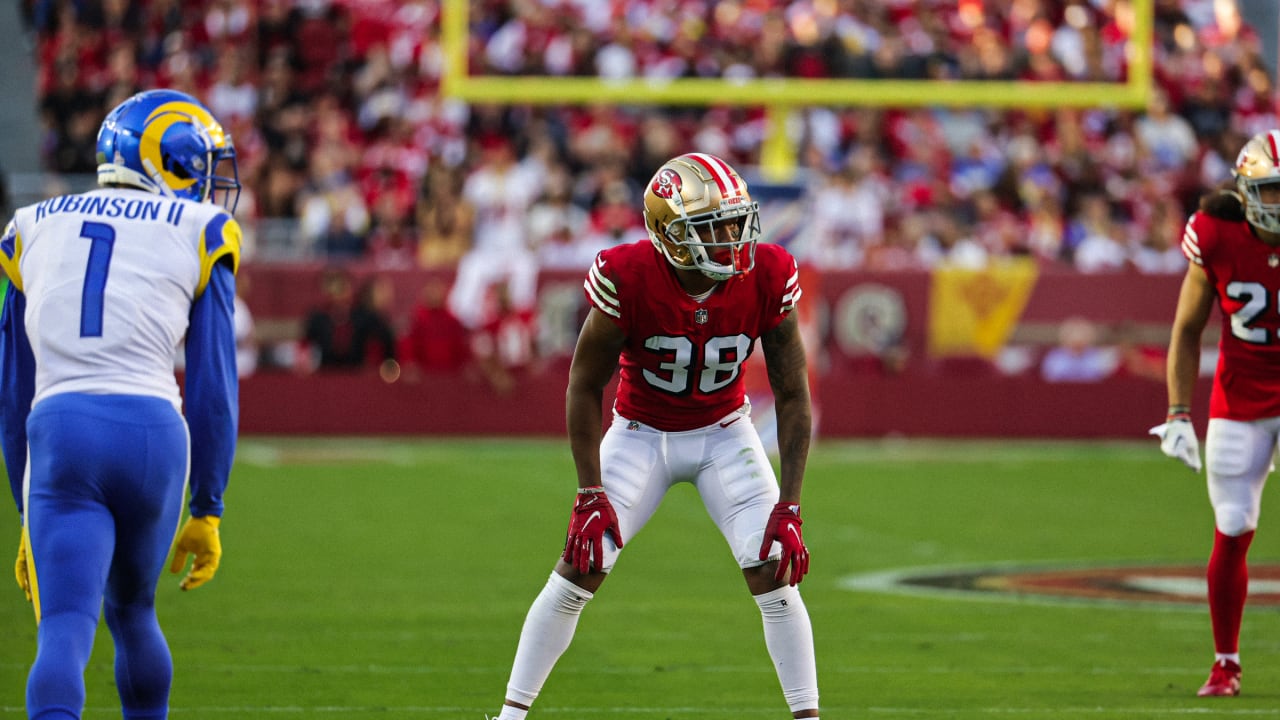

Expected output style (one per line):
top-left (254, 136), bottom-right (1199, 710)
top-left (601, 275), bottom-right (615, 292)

top-left (643, 153), bottom-right (760, 281)
top-left (1234, 129), bottom-right (1280, 235)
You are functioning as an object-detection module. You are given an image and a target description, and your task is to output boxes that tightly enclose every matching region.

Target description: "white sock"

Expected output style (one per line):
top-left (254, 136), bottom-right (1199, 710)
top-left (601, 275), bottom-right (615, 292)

top-left (493, 707), bottom-right (528, 720)
top-left (503, 572), bottom-right (594, 707)
top-left (754, 585), bottom-right (819, 714)
top-left (1215, 652), bottom-right (1241, 666)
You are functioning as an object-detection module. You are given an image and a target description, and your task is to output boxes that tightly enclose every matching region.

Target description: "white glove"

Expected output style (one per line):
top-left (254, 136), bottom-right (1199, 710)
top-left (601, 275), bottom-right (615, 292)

top-left (1149, 418), bottom-right (1202, 472)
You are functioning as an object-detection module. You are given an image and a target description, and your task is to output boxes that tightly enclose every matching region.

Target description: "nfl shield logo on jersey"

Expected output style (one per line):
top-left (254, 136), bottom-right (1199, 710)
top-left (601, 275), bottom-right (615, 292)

top-left (694, 308), bottom-right (708, 325)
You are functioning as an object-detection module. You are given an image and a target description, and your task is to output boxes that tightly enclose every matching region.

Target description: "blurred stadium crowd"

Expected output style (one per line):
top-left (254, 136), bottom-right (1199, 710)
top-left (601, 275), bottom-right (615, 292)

top-left (17, 0), bottom-right (1277, 279)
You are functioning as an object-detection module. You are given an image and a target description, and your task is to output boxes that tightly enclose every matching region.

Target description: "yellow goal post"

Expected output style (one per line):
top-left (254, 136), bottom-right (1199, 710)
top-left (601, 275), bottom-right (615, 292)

top-left (439, 0), bottom-right (1153, 181)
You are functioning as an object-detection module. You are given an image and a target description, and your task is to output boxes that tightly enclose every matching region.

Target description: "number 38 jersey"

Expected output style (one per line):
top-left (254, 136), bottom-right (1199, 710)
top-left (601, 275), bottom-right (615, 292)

top-left (583, 240), bottom-right (801, 431)
top-left (0, 187), bottom-right (241, 409)
top-left (1182, 210), bottom-right (1280, 420)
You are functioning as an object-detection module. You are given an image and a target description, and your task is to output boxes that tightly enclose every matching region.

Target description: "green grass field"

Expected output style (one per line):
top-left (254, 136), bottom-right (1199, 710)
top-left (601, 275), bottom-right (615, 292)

top-left (2, 437), bottom-right (1278, 719)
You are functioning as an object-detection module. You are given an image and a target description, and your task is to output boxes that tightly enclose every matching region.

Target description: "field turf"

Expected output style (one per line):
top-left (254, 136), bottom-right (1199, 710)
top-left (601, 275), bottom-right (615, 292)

top-left (2, 437), bottom-right (1278, 718)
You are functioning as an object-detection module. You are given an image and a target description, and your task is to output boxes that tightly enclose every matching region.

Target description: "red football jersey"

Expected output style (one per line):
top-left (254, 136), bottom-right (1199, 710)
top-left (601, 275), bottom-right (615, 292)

top-left (1182, 210), bottom-right (1280, 420)
top-left (583, 240), bottom-right (801, 431)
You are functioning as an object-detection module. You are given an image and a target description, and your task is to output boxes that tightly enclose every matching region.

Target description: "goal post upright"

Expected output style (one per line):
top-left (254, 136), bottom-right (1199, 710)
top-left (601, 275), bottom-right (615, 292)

top-left (439, 0), bottom-right (1153, 180)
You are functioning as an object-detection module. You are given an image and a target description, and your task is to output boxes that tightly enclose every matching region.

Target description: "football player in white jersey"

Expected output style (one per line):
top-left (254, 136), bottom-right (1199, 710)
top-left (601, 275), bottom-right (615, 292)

top-left (1, 89), bottom-right (241, 719)
top-left (491, 154), bottom-right (819, 719)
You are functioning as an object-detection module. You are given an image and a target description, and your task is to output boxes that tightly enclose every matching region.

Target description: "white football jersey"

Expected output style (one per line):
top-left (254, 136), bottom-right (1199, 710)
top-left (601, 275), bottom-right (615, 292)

top-left (0, 188), bottom-right (242, 409)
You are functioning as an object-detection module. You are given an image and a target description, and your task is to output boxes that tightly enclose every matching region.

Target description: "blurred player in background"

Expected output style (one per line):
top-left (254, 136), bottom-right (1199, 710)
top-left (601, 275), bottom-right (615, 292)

top-left (1, 89), bottom-right (241, 718)
top-left (492, 153), bottom-right (819, 719)
top-left (1151, 129), bottom-right (1280, 697)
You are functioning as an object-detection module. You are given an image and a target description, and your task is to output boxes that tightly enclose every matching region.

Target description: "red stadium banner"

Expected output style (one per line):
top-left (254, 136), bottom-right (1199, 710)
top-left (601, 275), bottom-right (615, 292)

top-left (236, 265), bottom-right (1201, 439)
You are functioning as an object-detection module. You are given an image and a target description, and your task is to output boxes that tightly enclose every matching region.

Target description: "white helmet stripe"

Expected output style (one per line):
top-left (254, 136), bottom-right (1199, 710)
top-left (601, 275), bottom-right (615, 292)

top-left (684, 153), bottom-right (741, 198)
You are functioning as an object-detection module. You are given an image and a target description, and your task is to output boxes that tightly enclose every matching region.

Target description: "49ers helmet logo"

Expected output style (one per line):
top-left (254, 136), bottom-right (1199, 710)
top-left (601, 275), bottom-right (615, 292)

top-left (651, 168), bottom-right (682, 199)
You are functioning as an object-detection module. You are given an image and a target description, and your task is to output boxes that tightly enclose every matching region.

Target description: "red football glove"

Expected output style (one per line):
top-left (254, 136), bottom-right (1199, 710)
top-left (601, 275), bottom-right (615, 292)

top-left (563, 487), bottom-right (623, 574)
top-left (758, 502), bottom-right (809, 586)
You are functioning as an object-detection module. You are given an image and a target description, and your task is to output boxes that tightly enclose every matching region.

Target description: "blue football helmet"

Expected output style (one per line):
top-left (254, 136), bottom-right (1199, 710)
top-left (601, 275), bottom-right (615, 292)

top-left (96, 89), bottom-right (240, 211)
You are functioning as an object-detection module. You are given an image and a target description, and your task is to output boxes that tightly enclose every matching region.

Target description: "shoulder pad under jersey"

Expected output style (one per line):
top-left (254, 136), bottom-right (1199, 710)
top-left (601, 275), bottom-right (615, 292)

top-left (0, 219), bottom-right (21, 292)
top-left (197, 211), bottom-right (242, 296)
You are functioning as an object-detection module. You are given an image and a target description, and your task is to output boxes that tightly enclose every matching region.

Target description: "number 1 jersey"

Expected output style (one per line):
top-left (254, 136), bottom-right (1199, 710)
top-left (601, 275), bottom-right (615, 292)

top-left (583, 240), bottom-right (801, 431)
top-left (0, 187), bottom-right (241, 409)
top-left (1182, 209), bottom-right (1280, 420)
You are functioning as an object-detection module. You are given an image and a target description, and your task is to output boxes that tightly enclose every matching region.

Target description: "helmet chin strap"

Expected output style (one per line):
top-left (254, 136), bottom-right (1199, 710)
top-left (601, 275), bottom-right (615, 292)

top-left (142, 158), bottom-right (178, 199)
top-left (655, 194), bottom-right (700, 272)
top-left (659, 190), bottom-right (742, 279)
top-left (98, 164), bottom-right (162, 196)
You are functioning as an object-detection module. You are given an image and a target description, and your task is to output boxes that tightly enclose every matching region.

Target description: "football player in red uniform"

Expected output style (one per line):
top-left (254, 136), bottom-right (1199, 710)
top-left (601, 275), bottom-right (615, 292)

top-left (490, 153), bottom-right (819, 720)
top-left (1151, 130), bottom-right (1280, 697)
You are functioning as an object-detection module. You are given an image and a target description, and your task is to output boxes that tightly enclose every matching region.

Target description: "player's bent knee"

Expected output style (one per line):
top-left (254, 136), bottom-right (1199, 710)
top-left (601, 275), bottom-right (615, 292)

top-left (742, 561), bottom-right (782, 594)
top-left (1214, 505), bottom-right (1258, 536)
top-left (546, 570), bottom-right (597, 608)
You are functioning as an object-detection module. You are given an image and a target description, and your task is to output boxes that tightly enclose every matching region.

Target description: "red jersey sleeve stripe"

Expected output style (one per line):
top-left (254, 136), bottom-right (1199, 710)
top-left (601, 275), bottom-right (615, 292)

top-left (585, 260), bottom-right (621, 318)
top-left (1182, 223), bottom-right (1203, 265)
top-left (781, 269), bottom-right (802, 312)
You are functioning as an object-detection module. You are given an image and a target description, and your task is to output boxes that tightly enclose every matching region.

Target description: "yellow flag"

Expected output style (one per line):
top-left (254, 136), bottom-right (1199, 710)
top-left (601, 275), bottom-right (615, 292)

top-left (927, 259), bottom-right (1039, 358)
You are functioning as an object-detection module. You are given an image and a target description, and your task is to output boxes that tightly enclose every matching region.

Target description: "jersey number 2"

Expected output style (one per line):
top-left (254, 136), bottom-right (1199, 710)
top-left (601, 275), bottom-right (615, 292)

top-left (79, 221), bottom-right (115, 338)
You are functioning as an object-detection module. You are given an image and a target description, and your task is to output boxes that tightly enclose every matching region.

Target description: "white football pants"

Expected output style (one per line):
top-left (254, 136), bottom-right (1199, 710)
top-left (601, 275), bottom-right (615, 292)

top-left (1205, 417), bottom-right (1278, 536)
top-left (593, 405), bottom-right (783, 572)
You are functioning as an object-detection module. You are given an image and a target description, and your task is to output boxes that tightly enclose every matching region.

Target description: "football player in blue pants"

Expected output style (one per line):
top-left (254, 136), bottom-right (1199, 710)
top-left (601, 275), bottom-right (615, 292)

top-left (1, 88), bottom-right (241, 719)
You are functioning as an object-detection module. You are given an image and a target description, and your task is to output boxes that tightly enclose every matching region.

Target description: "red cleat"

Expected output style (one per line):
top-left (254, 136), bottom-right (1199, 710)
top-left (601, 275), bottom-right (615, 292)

top-left (1197, 659), bottom-right (1241, 697)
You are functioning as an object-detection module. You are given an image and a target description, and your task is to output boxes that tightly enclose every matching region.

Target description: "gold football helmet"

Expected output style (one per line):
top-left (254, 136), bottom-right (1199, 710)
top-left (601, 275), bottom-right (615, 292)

top-left (1235, 130), bottom-right (1280, 234)
top-left (643, 153), bottom-right (761, 280)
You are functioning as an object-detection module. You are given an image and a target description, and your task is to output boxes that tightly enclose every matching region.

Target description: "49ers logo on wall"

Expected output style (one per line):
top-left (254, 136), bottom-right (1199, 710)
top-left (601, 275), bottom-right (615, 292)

top-left (651, 168), bottom-right (683, 199)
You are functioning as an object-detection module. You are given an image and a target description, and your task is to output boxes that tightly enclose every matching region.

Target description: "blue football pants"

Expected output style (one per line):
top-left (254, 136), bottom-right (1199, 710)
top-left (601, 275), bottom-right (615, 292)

top-left (24, 393), bottom-right (189, 720)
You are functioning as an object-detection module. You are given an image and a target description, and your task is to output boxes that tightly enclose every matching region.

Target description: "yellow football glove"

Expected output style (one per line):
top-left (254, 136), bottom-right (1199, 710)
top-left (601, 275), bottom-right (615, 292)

top-left (169, 515), bottom-right (222, 591)
top-left (15, 529), bottom-right (32, 603)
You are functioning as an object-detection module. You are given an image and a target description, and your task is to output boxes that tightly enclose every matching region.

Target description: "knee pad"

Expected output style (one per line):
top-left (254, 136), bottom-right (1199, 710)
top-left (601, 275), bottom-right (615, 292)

top-left (1214, 504), bottom-right (1257, 536)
